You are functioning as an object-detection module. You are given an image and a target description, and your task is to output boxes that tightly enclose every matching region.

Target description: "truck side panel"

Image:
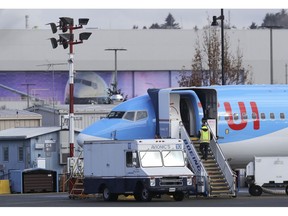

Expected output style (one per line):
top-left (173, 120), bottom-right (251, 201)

top-left (84, 143), bottom-right (125, 177)
top-left (255, 157), bottom-right (288, 186)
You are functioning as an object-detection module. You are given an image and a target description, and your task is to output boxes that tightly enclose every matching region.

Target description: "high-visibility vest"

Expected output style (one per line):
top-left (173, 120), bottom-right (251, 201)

top-left (200, 126), bottom-right (210, 143)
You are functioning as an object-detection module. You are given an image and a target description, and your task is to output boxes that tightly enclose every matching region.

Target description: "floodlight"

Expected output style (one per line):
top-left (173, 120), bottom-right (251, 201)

top-left (211, 16), bottom-right (219, 26)
top-left (79, 32), bottom-right (92, 41)
top-left (59, 20), bottom-right (68, 32)
top-left (59, 17), bottom-right (74, 26)
top-left (59, 33), bottom-right (74, 42)
top-left (79, 18), bottom-right (89, 26)
top-left (49, 38), bottom-right (58, 49)
top-left (47, 23), bottom-right (57, 34)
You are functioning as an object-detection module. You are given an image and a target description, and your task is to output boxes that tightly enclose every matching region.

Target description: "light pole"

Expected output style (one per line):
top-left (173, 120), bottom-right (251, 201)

top-left (211, 9), bottom-right (225, 85)
top-left (262, 25), bottom-right (282, 84)
top-left (48, 17), bottom-right (92, 157)
top-left (105, 48), bottom-right (127, 101)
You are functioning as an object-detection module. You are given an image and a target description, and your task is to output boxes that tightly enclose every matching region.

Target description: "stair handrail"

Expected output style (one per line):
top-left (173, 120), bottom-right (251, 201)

top-left (179, 123), bottom-right (210, 195)
top-left (206, 123), bottom-right (237, 196)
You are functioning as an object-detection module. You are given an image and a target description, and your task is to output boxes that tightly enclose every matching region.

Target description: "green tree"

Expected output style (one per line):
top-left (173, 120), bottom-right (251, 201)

top-left (261, 9), bottom-right (288, 28)
top-left (149, 23), bottom-right (161, 29)
top-left (161, 13), bottom-right (180, 29)
top-left (148, 13), bottom-right (181, 29)
top-left (249, 22), bottom-right (258, 29)
top-left (178, 24), bottom-right (252, 87)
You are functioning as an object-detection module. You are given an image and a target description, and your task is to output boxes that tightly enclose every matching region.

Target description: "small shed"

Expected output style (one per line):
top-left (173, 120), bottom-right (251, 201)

top-left (9, 168), bottom-right (58, 193)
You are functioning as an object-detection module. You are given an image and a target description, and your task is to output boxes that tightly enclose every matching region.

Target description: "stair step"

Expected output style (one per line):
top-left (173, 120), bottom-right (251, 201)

top-left (210, 183), bottom-right (228, 187)
top-left (187, 135), bottom-right (236, 198)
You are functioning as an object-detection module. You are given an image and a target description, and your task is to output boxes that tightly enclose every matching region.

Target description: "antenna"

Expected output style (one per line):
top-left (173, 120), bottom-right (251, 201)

top-left (37, 62), bottom-right (67, 124)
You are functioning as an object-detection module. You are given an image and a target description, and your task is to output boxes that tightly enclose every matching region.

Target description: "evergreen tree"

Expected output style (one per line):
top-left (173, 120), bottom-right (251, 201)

top-left (161, 13), bottom-right (181, 29)
top-left (261, 9), bottom-right (288, 28)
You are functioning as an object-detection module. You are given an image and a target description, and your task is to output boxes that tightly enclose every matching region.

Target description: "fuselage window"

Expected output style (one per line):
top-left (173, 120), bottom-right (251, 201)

top-left (123, 111), bottom-right (135, 121)
top-left (242, 112), bottom-right (248, 119)
top-left (280, 113), bottom-right (285, 119)
top-left (260, 113), bottom-right (265, 119)
top-left (252, 112), bottom-right (257, 119)
top-left (224, 115), bottom-right (230, 121)
top-left (136, 111), bottom-right (148, 121)
top-left (270, 113), bottom-right (275, 119)
top-left (233, 113), bottom-right (239, 120)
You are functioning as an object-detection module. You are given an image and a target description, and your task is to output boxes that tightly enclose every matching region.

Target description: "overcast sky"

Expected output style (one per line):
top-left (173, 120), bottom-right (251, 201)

top-left (0, 1), bottom-right (287, 30)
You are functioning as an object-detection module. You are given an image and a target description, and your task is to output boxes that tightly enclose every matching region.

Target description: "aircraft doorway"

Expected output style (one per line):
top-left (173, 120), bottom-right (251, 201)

top-left (180, 97), bottom-right (197, 137)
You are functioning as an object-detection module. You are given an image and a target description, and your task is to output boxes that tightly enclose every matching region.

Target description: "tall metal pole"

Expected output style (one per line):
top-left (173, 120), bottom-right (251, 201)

top-left (69, 26), bottom-right (75, 157)
top-left (105, 48), bottom-right (127, 93)
top-left (263, 25), bottom-right (282, 84)
top-left (114, 50), bottom-right (118, 92)
top-left (285, 63), bottom-right (287, 84)
top-left (221, 9), bottom-right (225, 85)
top-left (269, 28), bottom-right (273, 84)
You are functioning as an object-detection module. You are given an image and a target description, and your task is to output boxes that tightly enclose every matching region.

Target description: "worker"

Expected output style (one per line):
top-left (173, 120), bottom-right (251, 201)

top-left (199, 123), bottom-right (211, 160)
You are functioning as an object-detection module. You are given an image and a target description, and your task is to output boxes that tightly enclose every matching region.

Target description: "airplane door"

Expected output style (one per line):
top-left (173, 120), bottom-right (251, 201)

top-left (170, 94), bottom-right (181, 138)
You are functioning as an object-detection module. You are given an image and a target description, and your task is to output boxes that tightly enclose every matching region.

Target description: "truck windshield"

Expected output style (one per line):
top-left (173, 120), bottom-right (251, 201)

top-left (140, 151), bottom-right (162, 167)
top-left (139, 150), bottom-right (185, 167)
top-left (162, 150), bottom-right (185, 167)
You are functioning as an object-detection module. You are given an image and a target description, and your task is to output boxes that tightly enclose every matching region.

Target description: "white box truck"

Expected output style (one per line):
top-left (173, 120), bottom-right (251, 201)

top-left (246, 156), bottom-right (288, 196)
top-left (83, 139), bottom-right (194, 201)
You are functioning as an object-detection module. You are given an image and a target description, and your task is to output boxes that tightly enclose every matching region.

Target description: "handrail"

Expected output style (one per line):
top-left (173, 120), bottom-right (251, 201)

top-left (179, 123), bottom-right (210, 195)
top-left (206, 123), bottom-right (237, 195)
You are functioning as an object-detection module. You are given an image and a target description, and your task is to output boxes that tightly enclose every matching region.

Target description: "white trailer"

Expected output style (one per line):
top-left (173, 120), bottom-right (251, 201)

top-left (246, 156), bottom-right (288, 196)
top-left (83, 139), bottom-right (194, 201)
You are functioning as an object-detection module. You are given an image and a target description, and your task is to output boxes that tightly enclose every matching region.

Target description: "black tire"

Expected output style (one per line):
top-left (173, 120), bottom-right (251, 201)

top-left (133, 193), bottom-right (141, 201)
top-left (173, 192), bottom-right (185, 201)
top-left (103, 186), bottom-right (118, 201)
top-left (285, 185), bottom-right (288, 195)
top-left (249, 185), bottom-right (262, 196)
top-left (137, 186), bottom-right (152, 202)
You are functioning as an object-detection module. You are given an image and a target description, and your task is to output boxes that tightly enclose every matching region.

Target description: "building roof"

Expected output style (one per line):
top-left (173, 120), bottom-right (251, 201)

top-left (0, 109), bottom-right (42, 119)
top-left (0, 127), bottom-right (61, 140)
top-left (30, 104), bottom-right (115, 114)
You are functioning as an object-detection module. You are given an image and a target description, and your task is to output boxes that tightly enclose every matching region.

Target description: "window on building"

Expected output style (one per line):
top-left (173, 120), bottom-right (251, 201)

top-left (18, 146), bottom-right (24, 162)
top-left (3, 146), bottom-right (9, 162)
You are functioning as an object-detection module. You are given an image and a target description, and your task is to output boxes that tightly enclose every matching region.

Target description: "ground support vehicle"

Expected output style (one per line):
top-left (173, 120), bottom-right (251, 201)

top-left (83, 139), bottom-right (195, 201)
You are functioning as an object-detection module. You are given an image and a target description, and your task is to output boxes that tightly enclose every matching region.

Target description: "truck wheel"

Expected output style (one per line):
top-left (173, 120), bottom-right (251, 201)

top-left (285, 185), bottom-right (288, 195)
top-left (103, 186), bottom-right (118, 201)
top-left (138, 186), bottom-right (152, 202)
top-left (173, 192), bottom-right (185, 201)
top-left (249, 185), bottom-right (262, 196)
top-left (134, 193), bottom-right (141, 201)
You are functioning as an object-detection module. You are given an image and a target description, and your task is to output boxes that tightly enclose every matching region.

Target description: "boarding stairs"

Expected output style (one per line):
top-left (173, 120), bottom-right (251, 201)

top-left (69, 177), bottom-right (86, 199)
top-left (180, 124), bottom-right (237, 197)
top-left (67, 156), bottom-right (96, 199)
